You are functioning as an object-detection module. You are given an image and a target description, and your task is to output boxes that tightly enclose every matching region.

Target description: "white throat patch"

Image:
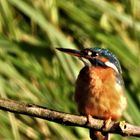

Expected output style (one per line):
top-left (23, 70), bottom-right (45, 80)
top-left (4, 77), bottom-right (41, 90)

top-left (80, 57), bottom-right (92, 66)
top-left (105, 61), bottom-right (119, 73)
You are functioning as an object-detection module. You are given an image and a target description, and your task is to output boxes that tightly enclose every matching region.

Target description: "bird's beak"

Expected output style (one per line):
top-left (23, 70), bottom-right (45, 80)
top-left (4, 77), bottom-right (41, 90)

top-left (56, 48), bottom-right (82, 57)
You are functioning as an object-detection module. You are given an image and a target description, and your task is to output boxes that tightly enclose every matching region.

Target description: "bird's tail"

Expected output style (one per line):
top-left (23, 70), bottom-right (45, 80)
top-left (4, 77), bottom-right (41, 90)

top-left (90, 129), bottom-right (109, 140)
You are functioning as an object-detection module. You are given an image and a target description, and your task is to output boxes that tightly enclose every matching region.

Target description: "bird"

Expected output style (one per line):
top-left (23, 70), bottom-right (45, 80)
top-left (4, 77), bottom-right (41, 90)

top-left (56, 47), bottom-right (127, 140)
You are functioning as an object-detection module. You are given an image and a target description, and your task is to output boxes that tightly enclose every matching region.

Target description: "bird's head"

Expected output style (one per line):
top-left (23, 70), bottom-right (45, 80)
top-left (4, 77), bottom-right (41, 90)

top-left (56, 48), bottom-right (122, 74)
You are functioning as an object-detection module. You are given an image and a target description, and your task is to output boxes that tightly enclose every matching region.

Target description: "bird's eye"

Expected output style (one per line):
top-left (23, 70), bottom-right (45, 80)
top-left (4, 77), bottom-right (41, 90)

top-left (81, 49), bottom-right (98, 57)
top-left (86, 51), bottom-right (98, 57)
top-left (91, 51), bottom-right (98, 57)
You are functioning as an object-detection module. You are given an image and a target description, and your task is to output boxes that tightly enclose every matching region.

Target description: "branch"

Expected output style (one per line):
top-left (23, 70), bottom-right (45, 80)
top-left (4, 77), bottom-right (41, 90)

top-left (0, 98), bottom-right (140, 137)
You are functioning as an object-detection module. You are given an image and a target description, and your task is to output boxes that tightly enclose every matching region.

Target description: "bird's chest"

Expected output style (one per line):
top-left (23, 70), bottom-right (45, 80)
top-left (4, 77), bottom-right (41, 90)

top-left (75, 66), bottom-right (125, 119)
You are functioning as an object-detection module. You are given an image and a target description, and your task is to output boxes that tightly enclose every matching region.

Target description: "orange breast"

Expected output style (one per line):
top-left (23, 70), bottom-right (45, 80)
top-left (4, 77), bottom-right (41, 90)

top-left (75, 66), bottom-right (127, 120)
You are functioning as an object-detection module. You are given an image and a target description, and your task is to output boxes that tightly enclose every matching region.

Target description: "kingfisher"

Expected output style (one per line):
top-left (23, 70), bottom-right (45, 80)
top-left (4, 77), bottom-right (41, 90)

top-left (57, 47), bottom-right (127, 140)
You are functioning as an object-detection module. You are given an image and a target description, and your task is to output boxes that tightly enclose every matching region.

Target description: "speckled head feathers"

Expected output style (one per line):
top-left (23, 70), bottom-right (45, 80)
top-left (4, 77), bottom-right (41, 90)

top-left (88, 48), bottom-right (122, 73)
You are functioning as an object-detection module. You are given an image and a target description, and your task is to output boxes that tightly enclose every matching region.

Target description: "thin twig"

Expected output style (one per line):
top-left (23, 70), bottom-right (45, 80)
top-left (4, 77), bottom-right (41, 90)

top-left (0, 98), bottom-right (140, 137)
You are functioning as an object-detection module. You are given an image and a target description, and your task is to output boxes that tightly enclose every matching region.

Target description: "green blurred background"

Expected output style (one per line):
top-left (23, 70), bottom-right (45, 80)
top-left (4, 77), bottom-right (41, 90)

top-left (0, 0), bottom-right (140, 140)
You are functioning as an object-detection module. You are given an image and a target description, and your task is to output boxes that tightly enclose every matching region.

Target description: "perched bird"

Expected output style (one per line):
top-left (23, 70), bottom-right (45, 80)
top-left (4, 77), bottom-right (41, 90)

top-left (57, 47), bottom-right (127, 140)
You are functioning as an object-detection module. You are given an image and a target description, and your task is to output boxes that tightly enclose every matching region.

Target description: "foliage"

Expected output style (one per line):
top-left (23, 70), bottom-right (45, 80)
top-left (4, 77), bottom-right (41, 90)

top-left (0, 0), bottom-right (140, 139)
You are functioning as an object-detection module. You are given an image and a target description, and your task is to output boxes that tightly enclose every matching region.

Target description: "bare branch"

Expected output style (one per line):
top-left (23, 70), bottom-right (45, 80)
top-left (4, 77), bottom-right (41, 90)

top-left (0, 98), bottom-right (140, 137)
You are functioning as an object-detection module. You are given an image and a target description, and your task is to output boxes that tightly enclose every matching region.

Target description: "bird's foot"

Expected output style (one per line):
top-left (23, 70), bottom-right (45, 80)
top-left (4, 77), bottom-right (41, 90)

top-left (87, 115), bottom-right (93, 125)
top-left (101, 118), bottom-right (112, 140)
top-left (104, 118), bottom-right (112, 130)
